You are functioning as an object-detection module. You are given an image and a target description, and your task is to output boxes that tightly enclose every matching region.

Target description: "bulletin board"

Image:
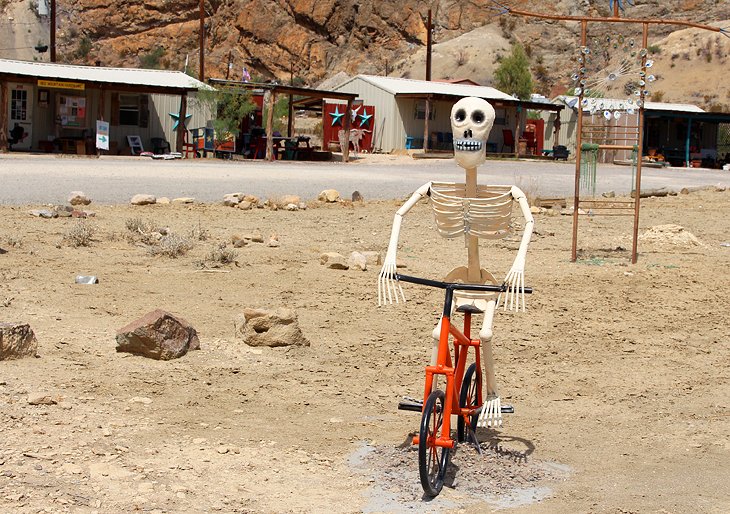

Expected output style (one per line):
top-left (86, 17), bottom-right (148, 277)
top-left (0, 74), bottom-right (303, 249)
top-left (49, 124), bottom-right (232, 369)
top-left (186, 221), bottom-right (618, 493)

top-left (56, 94), bottom-right (87, 128)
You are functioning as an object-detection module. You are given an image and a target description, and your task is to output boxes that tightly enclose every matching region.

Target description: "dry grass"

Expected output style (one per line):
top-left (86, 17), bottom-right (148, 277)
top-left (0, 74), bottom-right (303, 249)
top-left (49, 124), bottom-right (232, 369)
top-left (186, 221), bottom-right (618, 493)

top-left (62, 220), bottom-right (95, 247)
top-left (147, 233), bottom-right (194, 258)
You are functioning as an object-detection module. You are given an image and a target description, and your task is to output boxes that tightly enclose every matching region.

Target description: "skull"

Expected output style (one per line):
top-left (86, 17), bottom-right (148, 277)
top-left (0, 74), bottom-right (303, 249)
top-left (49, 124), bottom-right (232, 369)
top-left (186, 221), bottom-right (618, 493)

top-left (451, 97), bottom-right (495, 170)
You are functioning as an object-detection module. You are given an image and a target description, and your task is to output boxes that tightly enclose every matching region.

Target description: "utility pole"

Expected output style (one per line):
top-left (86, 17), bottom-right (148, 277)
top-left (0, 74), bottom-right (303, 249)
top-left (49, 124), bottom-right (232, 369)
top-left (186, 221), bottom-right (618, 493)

top-left (50, 0), bottom-right (56, 62)
top-left (425, 9), bottom-right (432, 81)
top-left (199, 0), bottom-right (205, 82)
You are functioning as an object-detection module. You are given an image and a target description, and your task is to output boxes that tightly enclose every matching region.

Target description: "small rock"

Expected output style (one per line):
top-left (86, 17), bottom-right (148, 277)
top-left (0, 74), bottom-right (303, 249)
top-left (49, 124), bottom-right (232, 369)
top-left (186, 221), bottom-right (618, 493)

top-left (318, 189), bottom-right (341, 203)
top-left (298, 202), bottom-right (308, 210)
top-left (29, 209), bottom-right (56, 218)
top-left (156, 197), bottom-right (171, 205)
top-left (231, 235), bottom-right (248, 248)
top-left (347, 251), bottom-right (367, 271)
top-left (237, 200), bottom-right (253, 211)
top-left (360, 251), bottom-right (382, 266)
top-left (71, 210), bottom-right (87, 218)
top-left (602, 190), bottom-right (616, 198)
top-left (234, 308), bottom-right (309, 347)
top-left (222, 193), bottom-right (241, 207)
top-left (172, 197), bottom-right (195, 204)
top-left (250, 230), bottom-right (264, 243)
top-left (56, 209), bottom-right (72, 218)
top-left (320, 252), bottom-right (348, 269)
top-left (0, 322), bottom-right (38, 360)
top-left (715, 185), bottom-right (726, 192)
top-left (267, 234), bottom-right (280, 247)
top-left (131, 194), bottom-right (156, 206)
top-left (352, 191), bottom-right (364, 202)
top-left (84, 210), bottom-right (96, 218)
top-left (61, 463), bottom-right (84, 475)
top-left (28, 393), bottom-right (57, 406)
top-left (529, 205), bottom-right (541, 215)
top-left (68, 191), bottom-right (92, 206)
top-left (129, 397), bottom-right (153, 404)
top-left (279, 195), bottom-right (301, 206)
top-left (243, 194), bottom-right (259, 205)
top-left (285, 203), bottom-right (299, 211)
top-left (115, 309), bottom-right (200, 360)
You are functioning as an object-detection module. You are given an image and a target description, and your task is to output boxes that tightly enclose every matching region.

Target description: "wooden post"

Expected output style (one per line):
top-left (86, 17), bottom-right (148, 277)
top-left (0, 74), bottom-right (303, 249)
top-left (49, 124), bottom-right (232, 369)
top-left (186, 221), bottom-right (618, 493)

top-left (342, 98), bottom-right (352, 162)
top-left (466, 167), bottom-right (480, 283)
top-left (425, 9), bottom-right (432, 81)
top-left (264, 90), bottom-right (275, 161)
top-left (50, 0), bottom-right (56, 62)
top-left (571, 20), bottom-right (587, 262)
top-left (0, 80), bottom-right (8, 152)
top-left (423, 95), bottom-right (431, 152)
top-left (630, 23), bottom-right (649, 264)
top-left (199, 0), bottom-right (205, 82)
top-left (175, 93), bottom-right (187, 154)
top-left (97, 87), bottom-right (105, 155)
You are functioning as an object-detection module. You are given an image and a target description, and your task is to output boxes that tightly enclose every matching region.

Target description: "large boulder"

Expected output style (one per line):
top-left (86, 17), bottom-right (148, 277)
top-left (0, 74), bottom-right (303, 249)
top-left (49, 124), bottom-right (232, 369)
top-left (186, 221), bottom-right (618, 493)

top-left (0, 323), bottom-right (38, 360)
top-left (68, 191), bottom-right (92, 206)
top-left (234, 308), bottom-right (309, 347)
top-left (131, 194), bottom-right (157, 206)
top-left (318, 189), bottom-right (341, 203)
top-left (116, 309), bottom-right (200, 360)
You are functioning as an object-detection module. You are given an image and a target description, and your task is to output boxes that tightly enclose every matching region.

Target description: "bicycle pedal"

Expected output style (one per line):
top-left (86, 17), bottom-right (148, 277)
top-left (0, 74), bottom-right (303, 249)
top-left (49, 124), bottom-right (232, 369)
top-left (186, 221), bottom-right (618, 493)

top-left (398, 397), bottom-right (423, 413)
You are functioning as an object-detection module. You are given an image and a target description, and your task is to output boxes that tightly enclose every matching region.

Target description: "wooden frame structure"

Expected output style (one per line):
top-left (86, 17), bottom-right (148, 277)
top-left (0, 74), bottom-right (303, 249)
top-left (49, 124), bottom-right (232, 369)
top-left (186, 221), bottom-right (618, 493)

top-left (207, 79), bottom-right (358, 162)
top-left (496, 1), bottom-right (728, 263)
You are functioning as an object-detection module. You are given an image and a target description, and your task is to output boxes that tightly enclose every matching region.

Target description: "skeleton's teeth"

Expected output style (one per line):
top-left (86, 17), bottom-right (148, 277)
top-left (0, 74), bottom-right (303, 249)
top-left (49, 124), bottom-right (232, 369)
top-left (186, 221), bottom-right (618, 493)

top-left (454, 139), bottom-right (483, 152)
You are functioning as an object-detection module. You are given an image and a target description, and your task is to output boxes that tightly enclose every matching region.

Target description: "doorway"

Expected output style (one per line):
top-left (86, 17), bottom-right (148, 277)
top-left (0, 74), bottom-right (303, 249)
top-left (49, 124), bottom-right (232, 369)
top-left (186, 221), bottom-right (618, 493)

top-left (8, 83), bottom-right (33, 150)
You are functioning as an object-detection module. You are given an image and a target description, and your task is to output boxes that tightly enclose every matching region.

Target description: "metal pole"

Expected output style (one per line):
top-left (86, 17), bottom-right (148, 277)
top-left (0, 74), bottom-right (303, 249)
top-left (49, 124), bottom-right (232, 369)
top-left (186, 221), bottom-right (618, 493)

top-left (571, 20), bottom-right (587, 262)
top-left (199, 0), bottom-right (205, 82)
top-left (0, 80), bottom-right (8, 152)
top-left (50, 0), bottom-right (56, 62)
top-left (630, 22), bottom-right (649, 264)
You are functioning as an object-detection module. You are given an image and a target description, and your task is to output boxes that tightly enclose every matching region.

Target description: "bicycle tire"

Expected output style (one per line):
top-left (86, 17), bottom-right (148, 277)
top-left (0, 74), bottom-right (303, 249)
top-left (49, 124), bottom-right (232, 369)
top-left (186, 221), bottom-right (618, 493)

top-left (457, 363), bottom-right (481, 443)
top-left (419, 389), bottom-right (450, 497)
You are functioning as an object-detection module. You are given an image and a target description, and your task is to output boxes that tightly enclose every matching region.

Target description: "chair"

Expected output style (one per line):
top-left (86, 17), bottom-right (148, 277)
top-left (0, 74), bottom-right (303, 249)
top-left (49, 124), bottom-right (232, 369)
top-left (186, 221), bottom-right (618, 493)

top-left (501, 129), bottom-right (515, 153)
top-left (182, 130), bottom-right (197, 159)
top-left (151, 137), bottom-right (171, 154)
top-left (523, 131), bottom-right (537, 155)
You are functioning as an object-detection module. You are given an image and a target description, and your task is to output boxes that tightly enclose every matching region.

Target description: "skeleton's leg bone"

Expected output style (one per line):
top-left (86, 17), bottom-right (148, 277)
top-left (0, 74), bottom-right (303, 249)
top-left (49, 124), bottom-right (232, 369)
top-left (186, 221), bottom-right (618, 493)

top-left (477, 299), bottom-right (501, 428)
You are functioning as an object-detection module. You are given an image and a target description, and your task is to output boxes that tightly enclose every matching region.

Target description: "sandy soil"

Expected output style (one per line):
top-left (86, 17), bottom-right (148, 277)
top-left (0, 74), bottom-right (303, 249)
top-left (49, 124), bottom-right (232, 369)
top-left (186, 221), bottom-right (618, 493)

top-left (1, 188), bottom-right (729, 513)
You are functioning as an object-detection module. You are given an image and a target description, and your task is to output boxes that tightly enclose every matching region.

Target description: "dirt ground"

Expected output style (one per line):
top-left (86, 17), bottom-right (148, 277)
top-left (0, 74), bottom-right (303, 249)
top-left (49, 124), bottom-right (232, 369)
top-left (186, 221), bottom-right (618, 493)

top-left (1, 187), bottom-right (729, 513)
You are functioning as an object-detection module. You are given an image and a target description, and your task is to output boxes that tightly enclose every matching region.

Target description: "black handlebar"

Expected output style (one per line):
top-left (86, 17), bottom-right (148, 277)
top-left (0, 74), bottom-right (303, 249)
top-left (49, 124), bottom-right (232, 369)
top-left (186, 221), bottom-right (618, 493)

top-left (395, 273), bottom-right (533, 294)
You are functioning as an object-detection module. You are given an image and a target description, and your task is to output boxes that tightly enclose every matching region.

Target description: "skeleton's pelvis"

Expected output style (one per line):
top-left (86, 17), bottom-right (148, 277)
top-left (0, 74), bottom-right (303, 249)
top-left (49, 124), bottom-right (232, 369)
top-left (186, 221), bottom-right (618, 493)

top-left (444, 266), bottom-right (498, 311)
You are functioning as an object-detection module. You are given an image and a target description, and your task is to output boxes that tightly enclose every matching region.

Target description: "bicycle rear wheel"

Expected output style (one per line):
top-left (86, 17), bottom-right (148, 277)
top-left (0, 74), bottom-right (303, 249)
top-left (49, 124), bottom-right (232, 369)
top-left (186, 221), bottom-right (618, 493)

top-left (457, 362), bottom-right (481, 443)
top-left (419, 389), bottom-right (450, 497)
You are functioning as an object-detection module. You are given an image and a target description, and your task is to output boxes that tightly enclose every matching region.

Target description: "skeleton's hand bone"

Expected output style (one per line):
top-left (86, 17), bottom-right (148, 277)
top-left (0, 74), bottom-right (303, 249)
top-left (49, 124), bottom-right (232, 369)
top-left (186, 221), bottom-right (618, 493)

top-left (498, 267), bottom-right (526, 312)
top-left (377, 260), bottom-right (405, 306)
top-left (477, 395), bottom-right (502, 428)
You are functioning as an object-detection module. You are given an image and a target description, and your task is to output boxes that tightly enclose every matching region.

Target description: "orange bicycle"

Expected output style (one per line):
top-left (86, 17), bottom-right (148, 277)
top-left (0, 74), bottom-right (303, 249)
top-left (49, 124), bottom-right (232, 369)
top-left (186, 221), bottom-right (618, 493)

top-left (395, 273), bottom-right (532, 497)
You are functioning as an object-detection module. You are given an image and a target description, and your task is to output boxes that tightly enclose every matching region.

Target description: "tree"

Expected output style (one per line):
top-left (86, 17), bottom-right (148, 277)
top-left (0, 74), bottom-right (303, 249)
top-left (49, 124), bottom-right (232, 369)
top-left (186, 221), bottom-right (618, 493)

top-left (494, 44), bottom-right (534, 100)
top-left (196, 88), bottom-right (255, 139)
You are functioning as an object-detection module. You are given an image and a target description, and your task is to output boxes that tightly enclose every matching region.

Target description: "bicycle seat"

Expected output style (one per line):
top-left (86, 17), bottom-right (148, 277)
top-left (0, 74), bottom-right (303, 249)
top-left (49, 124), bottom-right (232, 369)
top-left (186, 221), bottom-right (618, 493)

top-left (455, 304), bottom-right (484, 314)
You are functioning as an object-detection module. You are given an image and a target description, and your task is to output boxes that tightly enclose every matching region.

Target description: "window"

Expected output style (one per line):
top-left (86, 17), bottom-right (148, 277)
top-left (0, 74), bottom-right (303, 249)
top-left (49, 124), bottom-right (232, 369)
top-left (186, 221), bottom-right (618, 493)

top-left (414, 100), bottom-right (435, 120)
top-left (11, 89), bottom-right (28, 121)
top-left (119, 94), bottom-right (140, 126)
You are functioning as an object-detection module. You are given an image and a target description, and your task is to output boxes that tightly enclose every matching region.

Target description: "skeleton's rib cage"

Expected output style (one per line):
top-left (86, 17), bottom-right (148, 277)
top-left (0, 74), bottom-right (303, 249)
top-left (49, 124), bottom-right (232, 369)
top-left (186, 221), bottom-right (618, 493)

top-left (429, 182), bottom-right (513, 240)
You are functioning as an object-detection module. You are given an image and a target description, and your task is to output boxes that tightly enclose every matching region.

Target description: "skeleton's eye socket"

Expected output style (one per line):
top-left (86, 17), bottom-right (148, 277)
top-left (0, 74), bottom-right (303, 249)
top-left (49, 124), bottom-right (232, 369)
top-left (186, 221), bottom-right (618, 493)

top-left (471, 110), bottom-right (485, 124)
top-left (454, 109), bottom-right (467, 123)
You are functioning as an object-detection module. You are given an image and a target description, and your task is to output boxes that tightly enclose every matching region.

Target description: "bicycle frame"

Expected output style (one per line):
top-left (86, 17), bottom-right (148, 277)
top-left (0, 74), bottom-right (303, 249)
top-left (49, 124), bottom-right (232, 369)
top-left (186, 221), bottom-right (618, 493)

top-left (396, 274), bottom-right (532, 450)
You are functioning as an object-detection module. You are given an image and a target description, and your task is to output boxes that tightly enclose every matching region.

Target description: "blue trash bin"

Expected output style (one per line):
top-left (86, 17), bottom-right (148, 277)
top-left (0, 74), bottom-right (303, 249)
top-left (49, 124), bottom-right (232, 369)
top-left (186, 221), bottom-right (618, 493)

top-left (405, 136), bottom-right (414, 150)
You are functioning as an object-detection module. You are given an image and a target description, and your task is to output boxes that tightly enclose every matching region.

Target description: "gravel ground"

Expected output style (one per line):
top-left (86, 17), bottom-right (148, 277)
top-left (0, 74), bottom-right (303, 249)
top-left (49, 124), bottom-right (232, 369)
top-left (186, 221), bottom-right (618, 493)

top-left (1, 153), bottom-right (728, 204)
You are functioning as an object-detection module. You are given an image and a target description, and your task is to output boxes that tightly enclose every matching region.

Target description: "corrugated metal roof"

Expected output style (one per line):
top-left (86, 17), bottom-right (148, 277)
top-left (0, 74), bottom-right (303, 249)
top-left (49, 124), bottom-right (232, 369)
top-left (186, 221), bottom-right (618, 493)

top-left (340, 75), bottom-right (516, 101)
top-left (0, 58), bottom-right (210, 91)
top-left (555, 95), bottom-right (704, 113)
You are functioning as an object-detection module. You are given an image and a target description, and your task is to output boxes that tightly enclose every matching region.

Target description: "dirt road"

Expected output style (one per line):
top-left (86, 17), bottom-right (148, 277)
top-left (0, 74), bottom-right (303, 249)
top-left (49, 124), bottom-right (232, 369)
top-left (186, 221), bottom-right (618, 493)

top-left (1, 183), bottom-right (729, 512)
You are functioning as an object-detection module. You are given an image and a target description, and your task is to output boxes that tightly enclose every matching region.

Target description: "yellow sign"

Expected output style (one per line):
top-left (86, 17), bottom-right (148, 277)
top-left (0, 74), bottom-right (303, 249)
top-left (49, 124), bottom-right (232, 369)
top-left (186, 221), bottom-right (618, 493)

top-left (38, 79), bottom-right (85, 91)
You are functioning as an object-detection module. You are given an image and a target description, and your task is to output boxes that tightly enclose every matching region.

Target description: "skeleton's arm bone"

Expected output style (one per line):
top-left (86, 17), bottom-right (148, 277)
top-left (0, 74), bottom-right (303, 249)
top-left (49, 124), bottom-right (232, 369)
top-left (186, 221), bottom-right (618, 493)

top-left (499, 186), bottom-right (535, 312)
top-left (377, 182), bottom-right (431, 306)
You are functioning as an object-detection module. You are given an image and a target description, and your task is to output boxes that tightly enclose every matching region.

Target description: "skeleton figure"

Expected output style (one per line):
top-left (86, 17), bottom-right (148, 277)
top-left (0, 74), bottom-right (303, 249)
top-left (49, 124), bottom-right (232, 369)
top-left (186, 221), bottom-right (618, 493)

top-left (378, 97), bottom-right (534, 428)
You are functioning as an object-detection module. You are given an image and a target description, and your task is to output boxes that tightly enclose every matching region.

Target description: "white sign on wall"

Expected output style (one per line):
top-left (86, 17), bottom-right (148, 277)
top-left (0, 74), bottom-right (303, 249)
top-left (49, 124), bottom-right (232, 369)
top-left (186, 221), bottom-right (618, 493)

top-left (96, 120), bottom-right (109, 150)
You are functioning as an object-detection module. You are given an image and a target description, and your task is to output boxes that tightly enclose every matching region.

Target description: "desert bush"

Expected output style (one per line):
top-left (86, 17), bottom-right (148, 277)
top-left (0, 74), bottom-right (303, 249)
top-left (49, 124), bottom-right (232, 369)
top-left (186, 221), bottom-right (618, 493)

top-left (5, 236), bottom-right (22, 248)
top-left (651, 90), bottom-right (665, 102)
top-left (203, 243), bottom-right (238, 266)
top-left (514, 175), bottom-right (541, 207)
top-left (189, 219), bottom-right (209, 241)
top-left (62, 220), bottom-right (95, 247)
top-left (147, 233), bottom-right (193, 258)
top-left (125, 217), bottom-right (154, 234)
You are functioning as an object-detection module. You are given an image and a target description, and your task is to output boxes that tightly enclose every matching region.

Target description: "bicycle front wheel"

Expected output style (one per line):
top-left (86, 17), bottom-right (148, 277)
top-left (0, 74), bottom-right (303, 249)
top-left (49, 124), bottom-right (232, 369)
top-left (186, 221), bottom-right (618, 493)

top-left (419, 389), bottom-right (450, 497)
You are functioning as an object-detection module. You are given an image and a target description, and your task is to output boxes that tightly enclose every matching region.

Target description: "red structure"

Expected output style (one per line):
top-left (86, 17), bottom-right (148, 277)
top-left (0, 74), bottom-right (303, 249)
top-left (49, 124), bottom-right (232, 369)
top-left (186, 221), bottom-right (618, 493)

top-left (323, 102), bottom-right (376, 153)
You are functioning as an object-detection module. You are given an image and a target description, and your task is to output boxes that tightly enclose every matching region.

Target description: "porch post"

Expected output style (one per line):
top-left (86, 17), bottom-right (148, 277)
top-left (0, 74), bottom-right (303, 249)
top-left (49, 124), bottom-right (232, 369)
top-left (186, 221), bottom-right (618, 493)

top-left (423, 95), bottom-right (431, 152)
top-left (97, 87), bottom-right (105, 155)
top-left (0, 80), bottom-right (8, 152)
top-left (175, 93), bottom-right (187, 154)
top-left (685, 117), bottom-right (692, 168)
top-left (342, 98), bottom-right (352, 162)
top-left (265, 89), bottom-right (275, 161)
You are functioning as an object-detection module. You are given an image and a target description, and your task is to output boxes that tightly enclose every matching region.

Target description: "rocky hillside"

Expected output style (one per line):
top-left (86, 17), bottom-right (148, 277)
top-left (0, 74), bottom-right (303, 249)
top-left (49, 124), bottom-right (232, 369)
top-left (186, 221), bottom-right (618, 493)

top-left (2, 0), bottom-right (729, 107)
